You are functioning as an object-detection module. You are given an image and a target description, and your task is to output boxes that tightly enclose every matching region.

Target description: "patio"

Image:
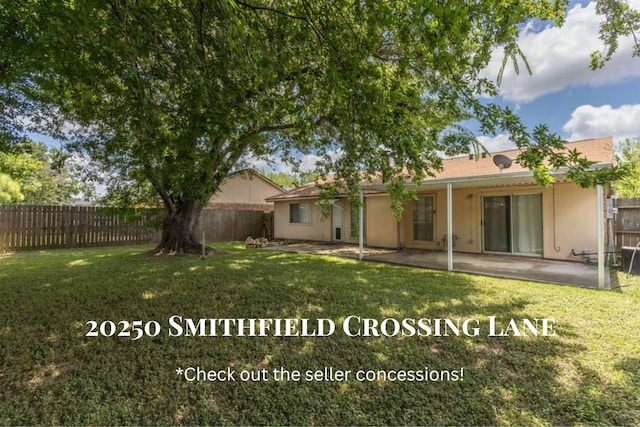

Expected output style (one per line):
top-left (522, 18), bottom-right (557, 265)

top-left (262, 242), bottom-right (611, 289)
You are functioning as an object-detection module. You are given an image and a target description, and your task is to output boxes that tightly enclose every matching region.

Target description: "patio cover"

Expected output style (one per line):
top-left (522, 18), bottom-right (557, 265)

top-left (358, 167), bottom-right (609, 289)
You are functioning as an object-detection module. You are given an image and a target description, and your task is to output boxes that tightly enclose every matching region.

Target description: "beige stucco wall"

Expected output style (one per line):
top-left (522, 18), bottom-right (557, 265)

top-left (365, 182), bottom-right (599, 261)
top-left (366, 195), bottom-right (400, 248)
top-left (207, 172), bottom-right (282, 206)
top-left (543, 183), bottom-right (598, 261)
top-left (464, 183), bottom-right (598, 260)
top-left (272, 200), bottom-right (331, 241)
top-left (272, 198), bottom-right (366, 243)
top-left (273, 181), bottom-right (600, 260)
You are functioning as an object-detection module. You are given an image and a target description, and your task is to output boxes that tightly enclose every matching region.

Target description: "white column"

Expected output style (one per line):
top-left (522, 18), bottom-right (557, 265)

top-left (359, 189), bottom-right (364, 261)
top-left (447, 182), bottom-right (453, 271)
top-left (597, 184), bottom-right (605, 289)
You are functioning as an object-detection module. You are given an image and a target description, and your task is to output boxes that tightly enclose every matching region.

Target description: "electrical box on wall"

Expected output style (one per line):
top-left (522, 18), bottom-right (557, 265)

top-left (606, 199), bottom-right (615, 219)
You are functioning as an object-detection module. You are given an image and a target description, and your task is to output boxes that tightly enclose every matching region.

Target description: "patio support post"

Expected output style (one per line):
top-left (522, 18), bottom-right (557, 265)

top-left (359, 189), bottom-right (364, 261)
top-left (447, 182), bottom-right (453, 271)
top-left (597, 184), bottom-right (605, 289)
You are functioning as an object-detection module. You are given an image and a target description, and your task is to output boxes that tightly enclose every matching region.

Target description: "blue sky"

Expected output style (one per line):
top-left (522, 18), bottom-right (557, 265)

top-left (476, 0), bottom-right (640, 152)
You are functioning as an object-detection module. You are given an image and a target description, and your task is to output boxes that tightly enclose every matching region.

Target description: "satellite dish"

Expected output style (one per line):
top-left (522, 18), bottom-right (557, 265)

top-left (493, 154), bottom-right (513, 171)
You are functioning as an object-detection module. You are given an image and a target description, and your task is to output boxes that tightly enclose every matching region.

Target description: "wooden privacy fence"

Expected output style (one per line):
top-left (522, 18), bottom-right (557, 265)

top-left (0, 205), bottom-right (162, 252)
top-left (197, 209), bottom-right (270, 242)
top-left (0, 205), bottom-right (272, 252)
top-left (614, 198), bottom-right (640, 248)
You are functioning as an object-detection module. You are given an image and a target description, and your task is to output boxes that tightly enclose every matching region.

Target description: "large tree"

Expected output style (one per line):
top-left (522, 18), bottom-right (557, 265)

top-left (2, 0), bottom-right (634, 253)
top-left (613, 137), bottom-right (640, 198)
top-left (0, 4), bottom-right (29, 148)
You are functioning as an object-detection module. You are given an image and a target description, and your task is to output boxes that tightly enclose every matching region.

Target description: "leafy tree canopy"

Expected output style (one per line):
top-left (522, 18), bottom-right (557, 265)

top-left (260, 170), bottom-right (320, 189)
top-left (1, 0), bottom-right (635, 252)
top-left (0, 139), bottom-right (92, 204)
top-left (259, 171), bottom-right (297, 189)
top-left (591, 0), bottom-right (640, 69)
top-left (0, 173), bottom-right (23, 203)
top-left (613, 137), bottom-right (640, 198)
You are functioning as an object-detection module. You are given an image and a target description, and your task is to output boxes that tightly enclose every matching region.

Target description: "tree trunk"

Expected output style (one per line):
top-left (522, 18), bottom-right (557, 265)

top-left (154, 200), bottom-right (207, 254)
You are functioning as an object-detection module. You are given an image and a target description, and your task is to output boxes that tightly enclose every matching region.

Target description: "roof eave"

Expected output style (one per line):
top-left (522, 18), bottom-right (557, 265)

top-left (361, 163), bottom-right (614, 192)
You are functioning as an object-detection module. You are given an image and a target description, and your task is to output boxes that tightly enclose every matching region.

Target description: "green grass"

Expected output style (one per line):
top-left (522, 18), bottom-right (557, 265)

top-left (1, 244), bottom-right (639, 426)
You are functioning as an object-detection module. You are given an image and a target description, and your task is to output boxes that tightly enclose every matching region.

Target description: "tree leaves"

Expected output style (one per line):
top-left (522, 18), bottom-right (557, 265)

top-left (0, 139), bottom-right (91, 204)
top-left (0, 173), bottom-right (23, 203)
top-left (591, 0), bottom-right (640, 69)
top-left (2, 0), bottom-right (636, 224)
top-left (612, 138), bottom-right (640, 197)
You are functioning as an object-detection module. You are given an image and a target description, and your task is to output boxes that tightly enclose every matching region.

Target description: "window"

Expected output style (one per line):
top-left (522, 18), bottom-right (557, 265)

top-left (413, 196), bottom-right (434, 241)
top-left (290, 203), bottom-right (311, 224)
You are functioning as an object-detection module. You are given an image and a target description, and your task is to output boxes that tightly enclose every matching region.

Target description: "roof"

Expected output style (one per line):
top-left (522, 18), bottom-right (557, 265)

top-left (265, 175), bottom-right (357, 202)
top-left (266, 136), bottom-right (615, 200)
top-left (430, 136), bottom-right (614, 180)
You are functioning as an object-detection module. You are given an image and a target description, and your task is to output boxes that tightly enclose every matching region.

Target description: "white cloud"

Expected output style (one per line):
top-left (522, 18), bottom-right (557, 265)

top-left (250, 153), bottom-right (317, 173)
top-left (484, 1), bottom-right (640, 103)
top-left (19, 106), bottom-right (87, 141)
top-left (248, 155), bottom-right (294, 174)
top-left (299, 153), bottom-right (323, 172)
top-left (476, 134), bottom-right (518, 153)
top-left (298, 149), bottom-right (344, 171)
top-left (476, 104), bottom-right (640, 151)
top-left (246, 149), bottom-right (344, 174)
top-left (563, 103), bottom-right (640, 142)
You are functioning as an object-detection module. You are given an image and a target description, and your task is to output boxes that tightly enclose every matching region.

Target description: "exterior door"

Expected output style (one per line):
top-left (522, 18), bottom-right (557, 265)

top-left (332, 203), bottom-right (343, 241)
top-left (512, 194), bottom-right (543, 255)
top-left (483, 194), bottom-right (543, 255)
top-left (483, 196), bottom-right (511, 252)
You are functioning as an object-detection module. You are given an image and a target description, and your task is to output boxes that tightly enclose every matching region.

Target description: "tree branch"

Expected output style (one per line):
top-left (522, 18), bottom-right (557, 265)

top-left (234, 0), bottom-right (307, 21)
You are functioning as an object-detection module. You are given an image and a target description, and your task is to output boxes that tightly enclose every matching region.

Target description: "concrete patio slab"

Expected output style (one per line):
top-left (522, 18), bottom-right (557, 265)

top-left (262, 243), bottom-right (609, 289)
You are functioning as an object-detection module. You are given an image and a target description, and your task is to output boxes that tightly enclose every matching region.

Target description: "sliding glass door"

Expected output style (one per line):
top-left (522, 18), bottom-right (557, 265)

top-left (483, 194), bottom-right (542, 255)
top-left (512, 194), bottom-right (543, 254)
top-left (483, 196), bottom-right (511, 252)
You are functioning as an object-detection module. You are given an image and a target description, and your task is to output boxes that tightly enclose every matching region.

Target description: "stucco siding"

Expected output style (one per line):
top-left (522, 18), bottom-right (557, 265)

top-left (451, 190), bottom-right (480, 253)
top-left (398, 183), bottom-right (598, 261)
top-left (272, 200), bottom-right (331, 241)
top-left (366, 195), bottom-right (399, 248)
top-left (273, 182), bottom-right (600, 262)
top-left (266, 137), bottom-right (611, 258)
top-left (543, 183), bottom-right (597, 261)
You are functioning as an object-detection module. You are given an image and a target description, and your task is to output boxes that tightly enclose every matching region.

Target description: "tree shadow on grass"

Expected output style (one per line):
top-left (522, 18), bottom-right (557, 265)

top-left (1, 245), bottom-right (638, 425)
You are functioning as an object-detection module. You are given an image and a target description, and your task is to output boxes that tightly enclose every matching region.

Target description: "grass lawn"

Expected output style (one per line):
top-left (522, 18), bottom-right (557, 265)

top-left (1, 243), bottom-right (639, 425)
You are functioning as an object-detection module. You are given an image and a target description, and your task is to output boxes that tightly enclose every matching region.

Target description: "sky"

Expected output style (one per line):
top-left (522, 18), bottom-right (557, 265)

top-left (477, 0), bottom-right (640, 152)
top-left (30, 0), bottom-right (640, 174)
